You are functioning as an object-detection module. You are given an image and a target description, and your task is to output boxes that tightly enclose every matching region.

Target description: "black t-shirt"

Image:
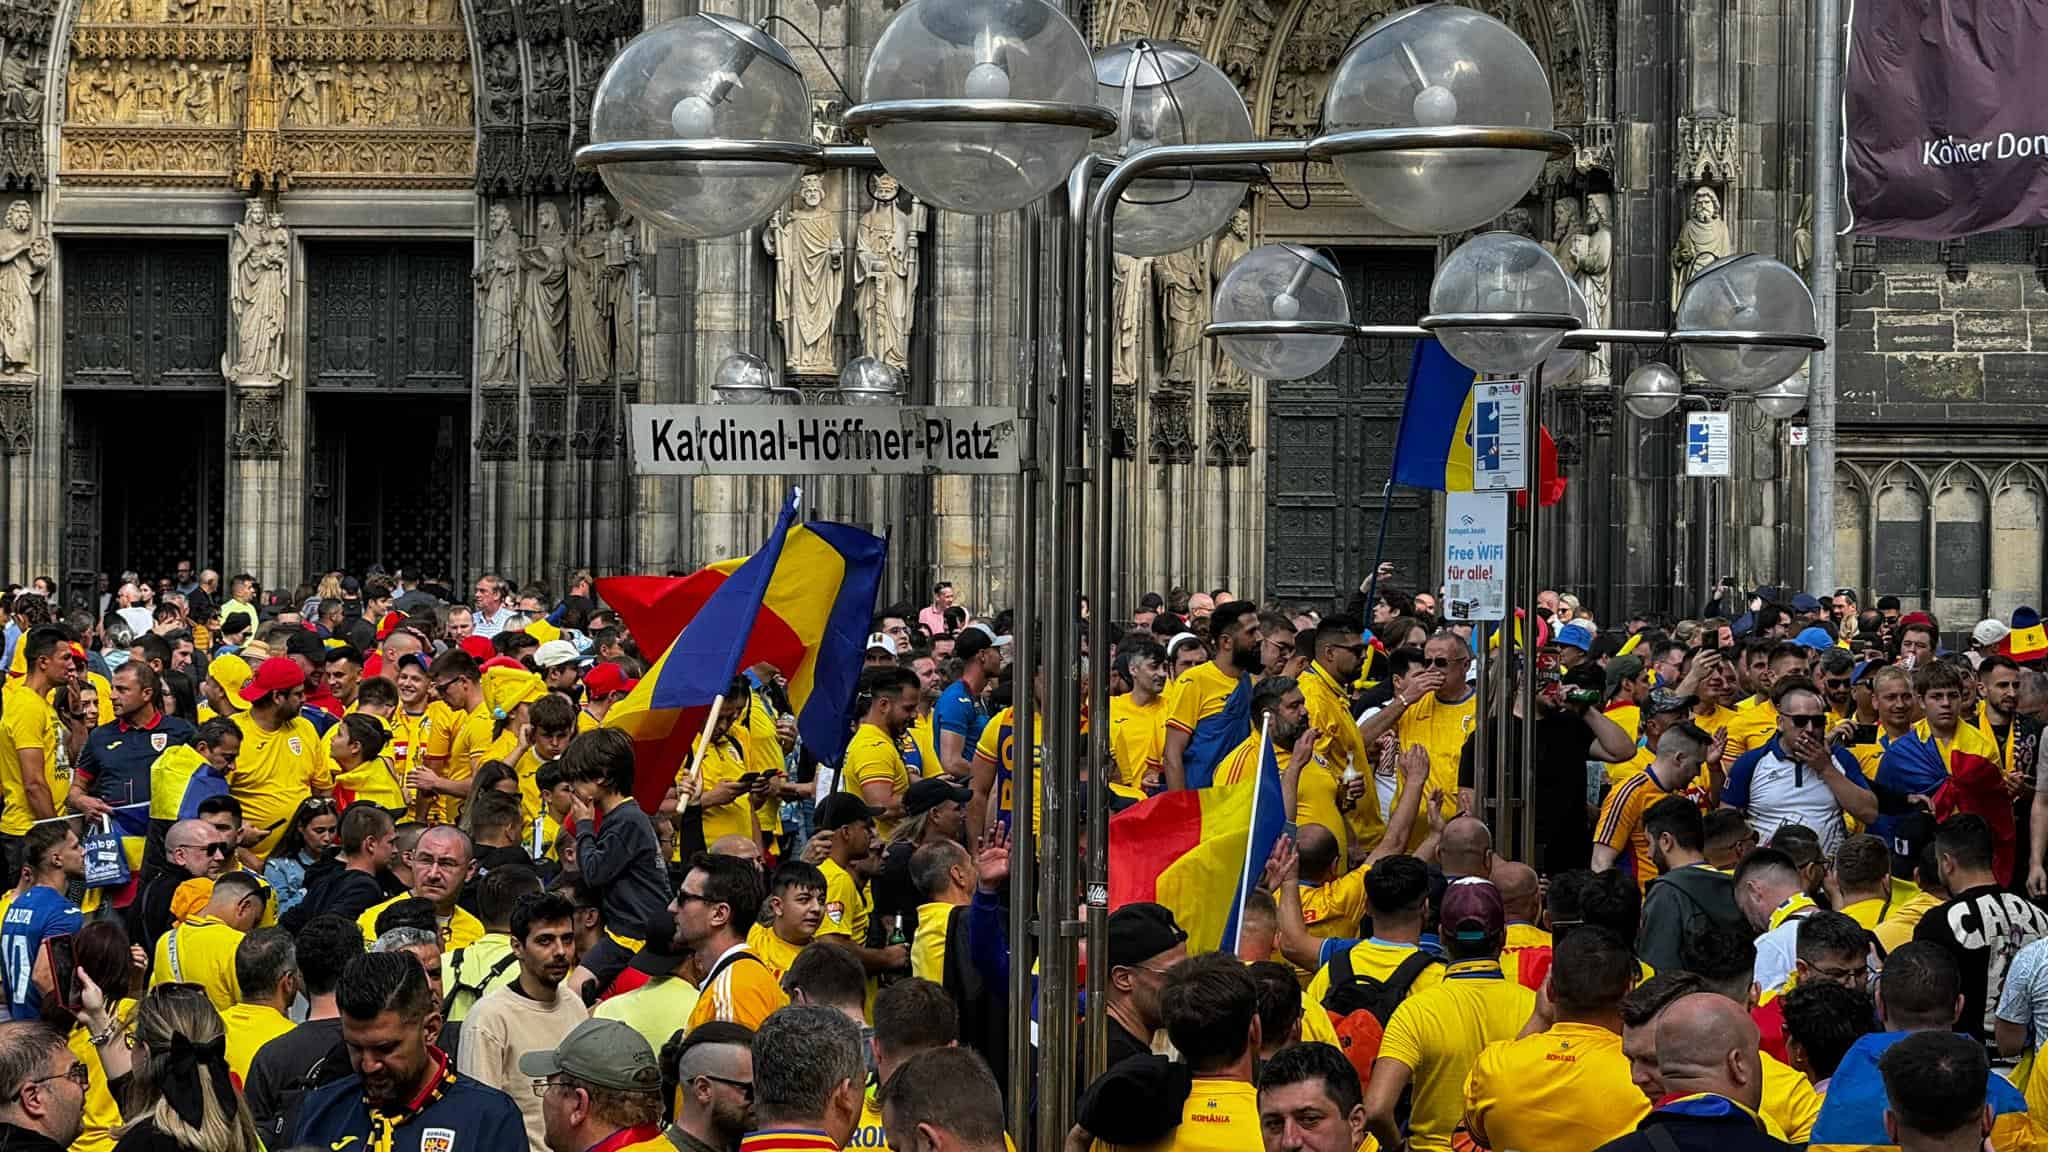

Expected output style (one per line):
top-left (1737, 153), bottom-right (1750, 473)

top-left (1914, 883), bottom-right (2048, 1041)
top-left (1457, 711), bottom-right (1596, 874)
top-left (244, 1017), bottom-right (347, 1145)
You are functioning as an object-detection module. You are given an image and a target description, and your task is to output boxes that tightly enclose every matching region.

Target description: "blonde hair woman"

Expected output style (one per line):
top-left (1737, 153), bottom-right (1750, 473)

top-left (114, 985), bottom-right (263, 1152)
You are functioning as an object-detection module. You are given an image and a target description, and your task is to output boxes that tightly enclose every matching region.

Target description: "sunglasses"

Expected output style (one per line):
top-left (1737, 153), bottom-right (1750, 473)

top-left (1781, 714), bottom-right (1826, 729)
top-left (1423, 657), bottom-right (1460, 668)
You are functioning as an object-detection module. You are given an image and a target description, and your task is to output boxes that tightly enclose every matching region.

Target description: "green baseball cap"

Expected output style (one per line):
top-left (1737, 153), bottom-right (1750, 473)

top-left (517, 1018), bottom-right (661, 1092)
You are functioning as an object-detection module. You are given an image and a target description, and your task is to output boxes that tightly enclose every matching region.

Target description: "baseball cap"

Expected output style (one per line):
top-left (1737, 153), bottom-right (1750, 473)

top-left (208, 653), bottom-right (254, 708)
top-left (866, 632), bottom-right (900, 657)
top-left (815, 791), bottom-right (882, 832)
top-left (244, 657), bottom-right (306, 701)
top-left (1552, 621), bottom-right (1595, 652)
top-left (1603, 655), bottom-right (1644, 694)
top-left (962, 622), bottom-right (1012, 649)
top-left (1851, 659), bottom-right (1885, 685)
top-left (533, 639), bottom-right (583, 669)
top-left (1107, 902), bottom-right (1186, 969)
top-left (1794, 626), bottom-right (1836, 651)
top-left (583, 662), bottom-right (638, 699)
top-left (1974, 618), bottom-right (2012, 648)
top-left (1440, 876), bottom-right (1506, 941)
top-left (518, 1018), bottom-right (661, 1093)
top-left (1790, 592), bottom-right (1823, 613)
top-left (285, 630), bottom-right (329, 663)
top-left (905, 777), bottom-right (971, 817)
top-left (955, 628), bottom-right (995, 661)
top-left (1644, 687), bottom-right (1695, 716)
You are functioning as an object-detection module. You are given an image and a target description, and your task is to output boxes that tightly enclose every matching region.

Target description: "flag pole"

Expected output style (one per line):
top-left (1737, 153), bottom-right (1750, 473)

top-left (1230, 709), bottom-right (1275, 952)
top-left (1360, 480), bottom-right (1396, 613)
top-left (675, 693), bottom-right (727, 813)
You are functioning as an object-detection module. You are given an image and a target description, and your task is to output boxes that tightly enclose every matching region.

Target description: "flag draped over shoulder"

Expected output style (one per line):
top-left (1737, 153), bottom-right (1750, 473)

top-left (1389, 338), bottom-right (1565, 506)
top-left (600, 496), bottom-right (886, 815)
top-left (1811, 1031), bottom-right (2036, 1152)
top-left (1109, 725), bottom-right (1286, 956)
top-left (1877, 721), bottom-right (2013, 884)
top-left (131, 745), bottom-right (230, 869)
top-left (1181, 676), bottom-right (1252, 790)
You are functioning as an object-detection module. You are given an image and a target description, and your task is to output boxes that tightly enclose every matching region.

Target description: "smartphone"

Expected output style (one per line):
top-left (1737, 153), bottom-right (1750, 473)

top-left (1852, 724), bottom-right (1879, 745)
top-left (734, 772), bottom-right (762, 787)
top-left (44, 934), bottom-right (77, 1013)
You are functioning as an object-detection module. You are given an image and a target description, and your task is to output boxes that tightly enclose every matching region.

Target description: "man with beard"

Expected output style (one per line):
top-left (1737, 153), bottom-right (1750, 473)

top-left (459, 891), bottom-right (586, 1151)
top-left (680, 853), bottom-right (790, 1033)
top-left (1595, 719), bottom-right (1716, 893)
top-left (130, 815), bottom-right (230, 954)
top-left (1163, 600), bottom-right (1265, 791)
top-left (844, 666), bottom-right (917, 839)
top-left (1298, 615), bottom-right (1382, 854)
top-left (294, 951), bottom-right (525, 1152)
top-left (667, 1022), bottom-right (755, 1152)
top-left (231, 657), bottom-right (333, 857)
top-left (1214, 675), bottom-right (1318, 786)
top-left (1362, 632), bottom-right (1476, 850)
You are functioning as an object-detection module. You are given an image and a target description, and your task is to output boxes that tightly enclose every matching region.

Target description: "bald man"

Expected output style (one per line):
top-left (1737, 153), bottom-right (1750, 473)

top-left (356, 825), bottom-right (485, 949)
top-left (711, 834), bottom-right (763, 865)
top-left (1592, 993), bottom-right (1794, 1152)
top-left (132, 818), bottom-right (228, 954)
top-left (1439, 816), bottom-right (1494, 881)
top-left (1493, 860), bottom-right (1552, 982)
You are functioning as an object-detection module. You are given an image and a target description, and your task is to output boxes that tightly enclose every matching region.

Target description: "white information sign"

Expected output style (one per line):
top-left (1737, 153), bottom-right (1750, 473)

top-left (1471, 378), bottom-right (1527, 492)
top-left (1441, 491), bottom-right (1510, 621)
top-left (1685, 411), bottom-right (1732, 477)
top-left (630, 404), bottom-right (1023, 476)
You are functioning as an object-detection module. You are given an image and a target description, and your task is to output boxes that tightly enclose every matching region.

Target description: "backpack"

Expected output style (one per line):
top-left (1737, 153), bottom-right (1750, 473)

top-left (442, 946), bottom-right (520, 1020)
top-left (1321, 947), bottom-right (1441, 1088)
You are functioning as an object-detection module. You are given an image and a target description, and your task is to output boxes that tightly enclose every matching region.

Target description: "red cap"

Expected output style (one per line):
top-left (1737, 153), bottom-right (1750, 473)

top-left (459, 635), bottom-right (495, 661)
top-left (584, 662), bottom-right (637, 700)
top-left (244, 657), bottom-right (306, 700)
top-left (480, 655), bottom-right (526, 674)
top-left (1900, 611), bottom-right (1936, 631)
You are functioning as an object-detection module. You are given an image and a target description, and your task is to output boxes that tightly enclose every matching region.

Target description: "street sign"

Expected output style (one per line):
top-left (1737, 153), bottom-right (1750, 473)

top-left (630, 404), bottom-right (1024, 476)
top-left (1685, 411), bottom-right (1732, 477)
top-left (1788, 423), bottom-right (1809, 446)
top-left (1442, 491), bottom-right (1509, 621)
top-left (1472, 378), bottom-right (1526, 492)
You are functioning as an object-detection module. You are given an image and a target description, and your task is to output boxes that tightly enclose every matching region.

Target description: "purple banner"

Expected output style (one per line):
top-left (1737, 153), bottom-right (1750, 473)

top-left (1846, 0), bottom-right (2048, 239)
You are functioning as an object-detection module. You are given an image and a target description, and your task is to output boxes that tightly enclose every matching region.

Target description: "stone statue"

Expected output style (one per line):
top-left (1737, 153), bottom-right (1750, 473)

top-left (0, 201), bottom-right (49, 379)
top-left (1210, 208), bottom-right (1251, 387)
top-left (853, 174), bottom-right (923, 372)
top-left (569, 201), bottom-right (611, 386)
top-left (520, 202), bottom-right (569, 385)
top-left (476, 202), bottom-right (521, 384)
top-left (1156, 245), bottom-right (1204, 385)
top-left (1794, 194), bottom-right (1814, 273)
top-left (1672, 185), bottom-right (1731, 307)
top-left (605, 211), bottom-right (639, 378)
top-left (1545, 196), bottom-right (1581, 278)
top-left (1112, 252), bottom-right (1151, 386)
top-left (765, 173), bottom-right (844, 376)
top-left (223, 199), bottom-right (289, 384)
top-left (1569, 193), bottom-right (1613, 384)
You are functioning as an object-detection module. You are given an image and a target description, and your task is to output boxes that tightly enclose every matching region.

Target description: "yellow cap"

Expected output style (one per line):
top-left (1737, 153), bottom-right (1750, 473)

top-left (208, 653), bottom-right (254, 709)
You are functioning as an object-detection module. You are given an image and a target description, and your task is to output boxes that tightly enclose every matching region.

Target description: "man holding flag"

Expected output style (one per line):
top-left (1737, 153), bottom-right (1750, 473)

top-left (1161, 601), bottom-right (1262, 790)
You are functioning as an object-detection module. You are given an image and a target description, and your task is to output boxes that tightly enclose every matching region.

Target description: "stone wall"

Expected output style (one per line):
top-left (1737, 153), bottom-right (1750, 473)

top-left (1836, 261), bottom-right (2048, 423)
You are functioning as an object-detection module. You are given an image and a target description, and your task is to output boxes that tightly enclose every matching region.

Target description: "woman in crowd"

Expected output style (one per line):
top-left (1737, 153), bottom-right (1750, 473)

top-left (263, 796), bottom-right (339, 918)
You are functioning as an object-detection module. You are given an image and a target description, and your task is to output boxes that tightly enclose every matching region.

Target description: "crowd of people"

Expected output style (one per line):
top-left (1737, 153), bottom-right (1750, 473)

top-left (0, 563), bottom-right (2037, 1152)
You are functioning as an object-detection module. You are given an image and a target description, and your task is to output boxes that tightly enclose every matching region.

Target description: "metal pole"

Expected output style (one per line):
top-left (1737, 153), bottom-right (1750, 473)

top-left (1008, 200), bottom-right (1043, 1152)
top-left (1069, 156), bottom-right (1110, 1097)
top-left (1518, 367), bottom-right (1542, 862)
top-left (1806, 0), bottom-right (1841, 597)
top-left (1472, 619), bottom-right (1490, 829)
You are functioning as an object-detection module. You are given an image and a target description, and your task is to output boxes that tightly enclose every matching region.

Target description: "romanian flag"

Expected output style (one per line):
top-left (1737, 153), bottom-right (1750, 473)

top-left (1180, 677), bottom-right (1252, 790)
top-left (1108, 719), bottom-right (1287, 955)
top-left (1811, 1031), bottom-right (2037, 1152)
top-left (122, 743), bottom-right (233, 870)
top-left (1390, 338), bottom-right (1565, 506)
top-left (601, 494), bottom-right (886, 814)
top-left (1876, 719), bottom-right (2013, 885)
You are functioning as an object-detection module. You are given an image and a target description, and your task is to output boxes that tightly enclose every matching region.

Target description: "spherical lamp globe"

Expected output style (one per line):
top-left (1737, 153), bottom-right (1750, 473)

top-left (1621, 361), bottom-right (1683, 420)
top-left (838, 357), bottom-right (905, 406)
top-left (1754, 374), bottom-right (1810, 420)
top-left (1094, 40), bottom-right (1254, 257)
top-left (1427, 232), bottom-right (1576, 374)
top-left (1535, 276), bottom-right (1591, 384)
top-left (1676, 254), bottom-right (1818, 391)
top-left (712, 352), bottom-right (776, 404)
top-left (1211, 244), bottom-right (1350, 380)
top-left (1323, 4), bottom-right (1554, 234)
top-left (861, 0), bottom-right (1099, 215)
top-left (590, 14), bottom-right (812, 239)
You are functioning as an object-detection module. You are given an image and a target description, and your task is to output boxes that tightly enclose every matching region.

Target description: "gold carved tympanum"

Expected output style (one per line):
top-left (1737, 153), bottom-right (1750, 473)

top-left (61, 0), bottom-right (475, 188)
